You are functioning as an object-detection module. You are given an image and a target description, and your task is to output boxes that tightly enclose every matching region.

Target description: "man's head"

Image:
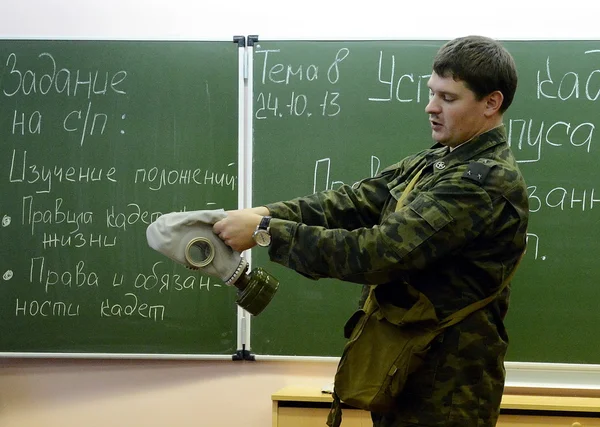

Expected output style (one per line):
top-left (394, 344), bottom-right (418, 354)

top-left (425, 35), bottom-right (518, 147)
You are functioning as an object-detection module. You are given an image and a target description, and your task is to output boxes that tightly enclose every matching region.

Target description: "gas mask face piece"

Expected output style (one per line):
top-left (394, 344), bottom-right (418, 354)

top-left (146, 210), bottom-right (278, 315)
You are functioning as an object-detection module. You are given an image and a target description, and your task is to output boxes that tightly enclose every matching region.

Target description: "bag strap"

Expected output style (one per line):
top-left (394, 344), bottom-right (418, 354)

top-left (326, 394), bottom-right (342, 427)
top-left (395, 165), bottom-right (425, 210)
top-left (360, 164), bottom-right (427, 312)
top-left (437, 253), bottom-right (523, 331)
top-left (329, 165), bottom-right (430, 427)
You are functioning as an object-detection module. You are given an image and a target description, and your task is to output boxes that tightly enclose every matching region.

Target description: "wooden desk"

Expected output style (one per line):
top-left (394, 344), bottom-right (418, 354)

top-left (272, 386), bottom-right (600, 427)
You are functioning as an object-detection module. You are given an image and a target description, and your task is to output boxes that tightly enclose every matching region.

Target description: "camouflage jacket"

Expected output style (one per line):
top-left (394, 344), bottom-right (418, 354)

top-left (265, 126), bottom-right (529, 427)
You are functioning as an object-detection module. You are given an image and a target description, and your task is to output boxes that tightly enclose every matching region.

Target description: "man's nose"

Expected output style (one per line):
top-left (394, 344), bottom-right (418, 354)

top-left (425, 97), bottom-right (440, 115)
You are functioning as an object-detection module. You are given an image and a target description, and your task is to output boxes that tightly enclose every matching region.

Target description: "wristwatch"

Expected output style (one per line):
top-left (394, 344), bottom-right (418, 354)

top-left (252, 216), bottom-right (272, 247)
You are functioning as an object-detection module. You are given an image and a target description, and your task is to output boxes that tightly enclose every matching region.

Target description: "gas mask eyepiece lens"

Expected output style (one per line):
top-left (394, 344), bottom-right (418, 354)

top-left (185, 237), bottom-right (215, 268)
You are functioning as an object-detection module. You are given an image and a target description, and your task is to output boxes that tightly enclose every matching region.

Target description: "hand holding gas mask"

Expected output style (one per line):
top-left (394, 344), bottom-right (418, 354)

top-left (146, 209), bottom-right (278, 316)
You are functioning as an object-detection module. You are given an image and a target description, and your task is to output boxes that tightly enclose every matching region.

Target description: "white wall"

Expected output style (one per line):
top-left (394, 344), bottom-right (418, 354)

top-left (3, 0), bottom-right (600, 41)
top-left (2, 1), bottom-right (600, 426)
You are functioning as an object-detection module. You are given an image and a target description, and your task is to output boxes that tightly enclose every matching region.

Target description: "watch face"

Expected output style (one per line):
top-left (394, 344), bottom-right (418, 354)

top-left (254, 229), bottom-right (271, 247)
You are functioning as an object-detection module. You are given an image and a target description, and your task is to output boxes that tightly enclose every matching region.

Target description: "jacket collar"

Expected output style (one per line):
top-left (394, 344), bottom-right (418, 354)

top-left (427, 125), bottom-right (507, 170)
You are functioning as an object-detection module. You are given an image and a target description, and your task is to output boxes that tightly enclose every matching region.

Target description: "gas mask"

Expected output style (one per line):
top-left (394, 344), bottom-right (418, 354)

top-left (146, 209), bottom-right (279, 316)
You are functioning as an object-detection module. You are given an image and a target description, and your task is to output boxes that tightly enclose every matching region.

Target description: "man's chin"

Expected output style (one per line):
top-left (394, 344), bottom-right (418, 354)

top-left (431, 132), bottom-right (447, 145)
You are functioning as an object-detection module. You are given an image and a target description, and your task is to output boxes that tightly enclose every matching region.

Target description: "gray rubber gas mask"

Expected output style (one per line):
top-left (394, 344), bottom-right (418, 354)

top-left (146, 210), bottom-right (278, 316)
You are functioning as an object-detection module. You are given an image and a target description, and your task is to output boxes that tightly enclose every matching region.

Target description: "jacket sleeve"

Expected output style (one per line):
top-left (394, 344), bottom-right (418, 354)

top-left (267, 169), bottom-right (496, 285)
top-left (265, 171), bottom-right (394, 230)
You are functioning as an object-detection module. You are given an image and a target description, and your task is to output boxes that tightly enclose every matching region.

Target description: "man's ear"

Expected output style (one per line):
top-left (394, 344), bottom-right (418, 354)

top-left (484, 91), bottom-right (504, 117)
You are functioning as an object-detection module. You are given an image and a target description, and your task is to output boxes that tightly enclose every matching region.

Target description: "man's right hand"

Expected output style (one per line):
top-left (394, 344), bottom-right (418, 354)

top-left (213, 207), bottom-right (270, 252)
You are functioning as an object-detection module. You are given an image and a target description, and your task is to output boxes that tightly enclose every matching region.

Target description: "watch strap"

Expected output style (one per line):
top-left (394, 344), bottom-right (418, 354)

top-left (258, 216), bottom-right (272, 230)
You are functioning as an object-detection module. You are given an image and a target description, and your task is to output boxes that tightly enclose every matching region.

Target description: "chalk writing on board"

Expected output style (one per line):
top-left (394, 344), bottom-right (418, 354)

top-left (16, 299), bottom-right (81, 317)
top-left (100, 293), bottom-right (165, 321)
top-left (9, 150), bottom-right (118, 194)
top-left (105, 204), bottom-right (172, 231)
top-left (255, 90), bottom-right (341, 119)
top-left (132, 261), bottom-right (219, 292)
top-left (525, 233), bottom-right (545, 261)
top-left (528, 186), bottom-right (599, 212)
top-left (255, 47), bottom-right (350, 85)
top-left (4, 52), bottom-right (128, 148)
top-left (26, 256), bottom-right (221, 295)
top-left (135, 167), bottom-right (236, 191)
top-left (2, 52), bottom-right (127, 98)
top-left (9, 150), bottom-right (237, 195)
top-left (14, 293), bottom-right (167, 321)
top-left (507, 119), bottom-right (595, 162)
top-left (15, 255), bottom-right (222, 321)
top-left (367, 51), bottom-right (431, 103)
top-left (62, 101), bottom-right (109, 147)
top-left (313, 156), bottom-right (382, 193)
top-left (30, 257), bottom-right (99, 293)
top-left (41, 233), bottom-right (117, 249)
top-left (537, 51), bottom-right (600, 101)
top-left (254, 47), bottom-right (349, 120)
top-left (23, 195), bottom-right (93, 235)
top-left (1, 46), bottom-right (235, 334)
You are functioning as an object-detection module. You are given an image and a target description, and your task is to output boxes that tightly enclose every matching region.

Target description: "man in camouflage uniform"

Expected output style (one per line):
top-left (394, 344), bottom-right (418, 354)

top-left (214, 35), bottom-right (529, 426)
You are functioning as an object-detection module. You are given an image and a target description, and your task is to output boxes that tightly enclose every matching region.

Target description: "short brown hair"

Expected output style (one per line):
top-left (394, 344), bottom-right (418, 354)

top-left (433, 35), bottom-right (518, 113)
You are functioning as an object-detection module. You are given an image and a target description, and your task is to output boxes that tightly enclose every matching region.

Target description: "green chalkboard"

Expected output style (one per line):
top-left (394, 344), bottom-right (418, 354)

top-left (0, 40), bottom-right (240, 355)
top-left (251, 40), bottom-right (600, 364)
